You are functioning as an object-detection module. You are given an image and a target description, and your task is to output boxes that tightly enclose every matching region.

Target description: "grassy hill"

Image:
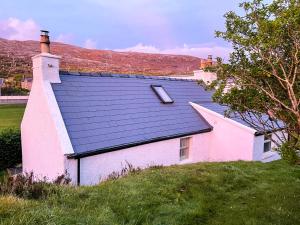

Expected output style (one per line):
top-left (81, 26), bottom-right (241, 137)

top-left (0, 160), bottom-right (299, 225)
top-left (0, 104), bottom-right (25, 130)
top-left (0, 38), bottom-right (201, 76)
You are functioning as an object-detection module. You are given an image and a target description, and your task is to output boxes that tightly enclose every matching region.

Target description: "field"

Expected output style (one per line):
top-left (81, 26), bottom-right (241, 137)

top-left (0, 104), bottom-right (25, 130)
top-left (0, 160), bottom-right (299, 225)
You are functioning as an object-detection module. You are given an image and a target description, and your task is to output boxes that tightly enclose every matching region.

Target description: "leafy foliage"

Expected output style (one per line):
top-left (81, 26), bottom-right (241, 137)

top-left (0, 128), bottom-right (22, 170)
top-left (0, 87), bottom-right (29, 96)
top-left (215, 0), bottom-right (300, 163)
top-left (278, 140), bottom-right (300, 164)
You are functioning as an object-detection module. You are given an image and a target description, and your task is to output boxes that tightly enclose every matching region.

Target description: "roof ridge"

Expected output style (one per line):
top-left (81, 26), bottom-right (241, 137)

top-left (59, 70), bottom-right (195, 82)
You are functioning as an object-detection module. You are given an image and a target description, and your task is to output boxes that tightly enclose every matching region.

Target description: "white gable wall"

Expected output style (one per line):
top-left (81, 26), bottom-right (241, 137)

top-left (190, 102), bottom-right (257, 161)
top-left (21, 53), bottom-right (74, 181)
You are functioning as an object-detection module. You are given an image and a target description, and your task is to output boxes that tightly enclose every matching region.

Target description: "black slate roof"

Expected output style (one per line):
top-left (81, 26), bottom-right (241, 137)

top-left (52, 72), bottom-right (213, 158)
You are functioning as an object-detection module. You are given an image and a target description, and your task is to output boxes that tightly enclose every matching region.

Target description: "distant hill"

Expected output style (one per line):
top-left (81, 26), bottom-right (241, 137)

top-left (0, 38), bottom-right (203, 76)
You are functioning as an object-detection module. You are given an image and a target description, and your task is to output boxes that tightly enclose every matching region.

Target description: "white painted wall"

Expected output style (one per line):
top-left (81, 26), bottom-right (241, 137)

top-left (193, 70), bottom-right (217, 84)
top-left (77, 132), bottom-right (211, 185)
top-left (190, 102), bottom-right (257, 161)
top-left (253, 132), bottom-right (282, 162)
top-left (252, 135), bottom-right (264, 161)
top-left (21, 53), bottom-right (74, 181)
top-left (170, 70), bottom-right (217, 84)
top-left (0, 96), bottom-right (28, 104)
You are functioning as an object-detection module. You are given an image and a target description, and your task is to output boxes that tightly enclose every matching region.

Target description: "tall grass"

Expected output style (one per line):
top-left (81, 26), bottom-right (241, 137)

top-left (0, 160), bottom-right (299, 225)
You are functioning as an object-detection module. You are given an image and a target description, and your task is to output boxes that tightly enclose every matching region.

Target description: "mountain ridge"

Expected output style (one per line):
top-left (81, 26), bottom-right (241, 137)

top-left (0, 38), bottom-right (203, 76)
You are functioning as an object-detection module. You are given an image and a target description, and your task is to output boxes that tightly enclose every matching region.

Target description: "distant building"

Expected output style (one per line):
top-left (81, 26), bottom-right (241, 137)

top-left (200, 55), bottom-right (216, 69)
top-left (21, 78), bottom-right (33, 90)
top-left (170, 70), bottom-right (217, 84)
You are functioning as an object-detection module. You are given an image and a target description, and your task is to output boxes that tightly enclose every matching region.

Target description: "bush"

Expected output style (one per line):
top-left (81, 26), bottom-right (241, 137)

top-left (0, 172), bottom-right (71, 199)
top-left (278, 140), bottom-right (300, 165)
top-left (106, 161), bottom-right (141, 181)
top-left (0, 172), bottom-right (49, 199)
top-left (0, 87), bottom-right (29, 96)
top-left (0, 128), bottom-right (22, 170)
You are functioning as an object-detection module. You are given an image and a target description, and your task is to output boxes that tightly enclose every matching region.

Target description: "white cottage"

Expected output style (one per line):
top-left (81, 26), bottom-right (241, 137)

top-left (21, 31), bottom-right (281, 185)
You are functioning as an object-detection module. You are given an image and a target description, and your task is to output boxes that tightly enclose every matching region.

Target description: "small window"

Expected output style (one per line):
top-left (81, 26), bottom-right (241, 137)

top-left (151, 85), bottom-right (173, 104)
top-left (180, 137), bottom-right (190, 160)
top-left (264, 134), bottom-right (272, 152)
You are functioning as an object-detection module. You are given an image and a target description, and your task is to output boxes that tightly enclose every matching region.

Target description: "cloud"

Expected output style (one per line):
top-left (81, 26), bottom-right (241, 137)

top-left (116, 43), bottom-right (160, 54)
top-left (83, 39), bottom-right (97, 49)
top-left (88, 0), bottom-right (175, 46)
top-left (115, 43), bottom-right (232, 60)
top-left (0, 17), bottom-right (40, 41)
top-left (54, 33), bottom-right (74, 44)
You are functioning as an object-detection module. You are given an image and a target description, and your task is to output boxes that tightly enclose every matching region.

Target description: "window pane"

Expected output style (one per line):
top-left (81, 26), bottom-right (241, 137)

top-left (180, 138), bottom-right (190, 160)
top-left (180, 148), bottom-right (188, 160)
top-left (152, 85), bottom-right (173, 103)
top-left (264, 134), bottom-right (272, 152)
top-left (155, 87), bottom-right (173, 102)
top-left (264, 141), bottom-right (271, 152)
top-left (180, 138), bottom-right (188, 148)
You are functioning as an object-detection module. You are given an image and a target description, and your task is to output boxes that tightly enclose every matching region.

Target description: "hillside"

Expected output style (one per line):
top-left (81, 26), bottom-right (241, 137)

top-left (0, 160), bottom-right (299, 225)
top-left (0, 38), bottom-right (203, 76)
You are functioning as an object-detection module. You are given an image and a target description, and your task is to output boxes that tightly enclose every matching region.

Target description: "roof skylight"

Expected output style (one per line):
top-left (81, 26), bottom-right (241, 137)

top-left (151, 85), bottom-right (174, 104)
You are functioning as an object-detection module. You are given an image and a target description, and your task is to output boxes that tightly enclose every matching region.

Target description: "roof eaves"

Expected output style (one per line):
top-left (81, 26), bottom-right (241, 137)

top-left (58, 71), bottom-right (198, 83)
top-left (67, 127), bottom-right (213, 159)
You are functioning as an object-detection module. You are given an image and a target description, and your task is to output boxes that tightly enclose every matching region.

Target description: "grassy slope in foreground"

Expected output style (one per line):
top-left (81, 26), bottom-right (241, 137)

top-left (0, 160), bottom-right (300, 225)
top-left (0, 104), bottom-right (25, 130)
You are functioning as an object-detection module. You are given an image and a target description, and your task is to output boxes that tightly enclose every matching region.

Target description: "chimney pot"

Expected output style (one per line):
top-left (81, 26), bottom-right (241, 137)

top-left (40, 30), bottom-right (50, 53)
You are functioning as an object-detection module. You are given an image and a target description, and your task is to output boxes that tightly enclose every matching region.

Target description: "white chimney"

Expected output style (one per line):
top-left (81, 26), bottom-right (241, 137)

top-left (31, 30), bottom-right (61, 83)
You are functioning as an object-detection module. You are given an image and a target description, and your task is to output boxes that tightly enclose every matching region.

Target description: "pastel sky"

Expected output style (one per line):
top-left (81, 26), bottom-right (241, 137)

top-left (0, 0), bottom-right (246, 59)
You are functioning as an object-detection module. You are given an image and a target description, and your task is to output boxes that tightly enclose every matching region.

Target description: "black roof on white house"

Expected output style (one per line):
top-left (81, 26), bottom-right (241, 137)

top-left (52, 72), bottom-right (214, 158)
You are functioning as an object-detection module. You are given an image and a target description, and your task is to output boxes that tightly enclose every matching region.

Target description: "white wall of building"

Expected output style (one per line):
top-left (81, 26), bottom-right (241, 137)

top-left (190, 102), bottom-right (257, 161)
top-left (170, 70), bottom-right (217, 84)
top-left (0, 96), bottom-right (28, 105)
top-left (192, 70), bottom-right (217, 84)
top-left (21, 53), bottom-right (74, 181)
top-left (253, 132), bottom-right (282, 162)
top-left (76, 132), bottom-right (211, 185)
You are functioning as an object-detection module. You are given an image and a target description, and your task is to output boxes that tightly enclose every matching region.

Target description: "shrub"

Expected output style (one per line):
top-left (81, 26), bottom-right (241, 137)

top-left (106, 162), bottom-right (163, 181)
top-left (0, 172), bottom-right (50, 199)
top-left (0, 128), bottom-right (22, 170)
top-left (0, 87), bottom-right (29, 96)
top-left (0, 172), bottom-right (71, 199)
top-left (278, 140), bottom-right (299, 165)
top-left (106, 161), bottom-right (141, 181)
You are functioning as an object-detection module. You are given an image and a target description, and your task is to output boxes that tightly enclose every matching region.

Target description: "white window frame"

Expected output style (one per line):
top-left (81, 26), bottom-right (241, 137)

top-left (180, 137), bottom-right (190, 161)
top-left (264, 134), bottom-right (272, 152)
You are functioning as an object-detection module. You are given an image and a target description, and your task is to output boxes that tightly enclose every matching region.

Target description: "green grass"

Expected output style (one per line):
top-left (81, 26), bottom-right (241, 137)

top-left (0, 160), bottom-right (299, 225)
top-left (0, 104), bottom-right (25, 130)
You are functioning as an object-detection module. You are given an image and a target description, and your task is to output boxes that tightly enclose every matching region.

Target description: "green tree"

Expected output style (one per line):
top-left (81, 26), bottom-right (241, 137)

top-left (214, 0), bottom-right (300, 163)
